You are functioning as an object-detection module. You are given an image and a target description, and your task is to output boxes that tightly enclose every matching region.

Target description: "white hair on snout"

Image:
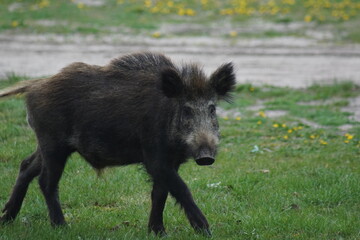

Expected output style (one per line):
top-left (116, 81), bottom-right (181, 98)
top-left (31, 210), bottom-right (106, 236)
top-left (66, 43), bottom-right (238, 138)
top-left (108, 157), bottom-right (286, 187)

top-left (185, 130), bottom-right (219, 153)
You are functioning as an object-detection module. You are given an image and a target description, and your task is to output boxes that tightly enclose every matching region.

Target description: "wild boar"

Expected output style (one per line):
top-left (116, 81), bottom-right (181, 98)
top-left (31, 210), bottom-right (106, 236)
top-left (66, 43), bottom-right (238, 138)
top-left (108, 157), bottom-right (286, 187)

top-left (0, 52), bottom-right (235, 236)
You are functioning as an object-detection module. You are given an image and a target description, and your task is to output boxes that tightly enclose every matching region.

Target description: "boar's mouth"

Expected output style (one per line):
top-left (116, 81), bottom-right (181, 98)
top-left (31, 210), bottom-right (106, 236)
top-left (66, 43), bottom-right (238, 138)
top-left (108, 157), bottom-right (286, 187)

top-left (195, 157), bottom-right (215, 166)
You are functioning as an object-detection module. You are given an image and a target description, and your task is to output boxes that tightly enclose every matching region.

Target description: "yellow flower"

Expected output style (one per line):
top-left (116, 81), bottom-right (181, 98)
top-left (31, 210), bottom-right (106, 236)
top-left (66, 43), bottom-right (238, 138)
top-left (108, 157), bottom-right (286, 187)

top-left (236, 117), bottom-right (241, 121)
top-left (283, 135), bottom-right (289, 140)
top-left (150, 6), bottom-right (159, 13)
top-left (77, 3), bottom-right (85, 9)
top-left (178, 8), bottom-right (185, 16)
top-left (287, 129), bottom-right (293, 134)
top-left (201, 0), bottom-right (208, 6)
top-left (273, 123), bottom-right (279, 128)
top-left (223, 116), bottom-right (229, 120)
top-left (282, 0), bottom-right (295, 5)
top-left (11, 21), bottom-right (19, 28)
top-left (298, 126), bottom-right (304, 130)
top-left (39, 0), bottom-right (50, 8)
top-left (344, 140), bottom-right (349, 144)
top-left (167, 1), bottom-right (174, 8)
top-left (258, 111), bottom-right (266, 118)
top-left (304, 15), bottom-right (312, 22)
top-left (144, 0), bottom-right (152, 8)
top-left (342, 15), bottom-right (349, 21)
top-left (151, 32), bottom-right (161, 38)
top-left (282, 124), bottom-right (287, 128)
top-left (229, 31), bottom-right (237, 37)
top-left (220, 9), bottom-right (234, 15)
top-left (320, 140), bottom-right (328, 145)
top-left (257, 120), bottom-right (262, 125)
top-left (185, 8), bottom-right (196, 16)
top-left (310, 135), bottom-right (316, 139)
top-left (345, 133), bottom-right (354, 140)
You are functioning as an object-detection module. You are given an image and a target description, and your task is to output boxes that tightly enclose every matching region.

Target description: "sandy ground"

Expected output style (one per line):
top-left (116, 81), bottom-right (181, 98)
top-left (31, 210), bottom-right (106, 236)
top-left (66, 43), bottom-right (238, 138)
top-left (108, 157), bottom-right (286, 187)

top-left (1, 33), bottom-right (360, 88)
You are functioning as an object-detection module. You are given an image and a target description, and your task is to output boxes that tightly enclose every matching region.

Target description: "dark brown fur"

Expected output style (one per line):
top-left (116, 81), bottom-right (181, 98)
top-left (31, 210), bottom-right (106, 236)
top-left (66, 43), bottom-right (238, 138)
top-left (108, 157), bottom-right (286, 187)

top-left (0, 52), bottom-right (236, 236)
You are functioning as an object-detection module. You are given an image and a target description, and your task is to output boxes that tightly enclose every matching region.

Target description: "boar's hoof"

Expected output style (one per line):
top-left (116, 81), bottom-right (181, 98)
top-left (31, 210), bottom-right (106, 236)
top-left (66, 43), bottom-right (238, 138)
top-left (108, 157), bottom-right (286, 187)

top-left (195, 157), bottom-right (215, 166)
top-left (195, 228), bottom-right (212, 237)
top-left (0, 215), bottom-right (14, 225)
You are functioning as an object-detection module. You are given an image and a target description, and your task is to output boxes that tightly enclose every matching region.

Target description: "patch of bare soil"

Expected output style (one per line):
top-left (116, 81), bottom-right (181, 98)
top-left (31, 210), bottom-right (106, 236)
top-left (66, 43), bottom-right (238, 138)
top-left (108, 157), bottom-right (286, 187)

top-left (1, 33), bottom-right (360, 88)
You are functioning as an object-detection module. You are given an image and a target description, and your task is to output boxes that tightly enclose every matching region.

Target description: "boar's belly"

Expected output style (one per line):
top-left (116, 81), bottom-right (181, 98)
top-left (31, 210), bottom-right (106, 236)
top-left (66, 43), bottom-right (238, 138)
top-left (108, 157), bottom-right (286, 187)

top-left (72, 135), bottom-right (144, 169)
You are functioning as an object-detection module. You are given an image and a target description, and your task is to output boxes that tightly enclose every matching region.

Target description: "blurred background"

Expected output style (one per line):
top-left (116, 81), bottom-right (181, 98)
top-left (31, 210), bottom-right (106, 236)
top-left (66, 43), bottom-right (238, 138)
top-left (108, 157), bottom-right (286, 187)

top-left (1, 0), bottom-right (360, 86)
top-left (1, 2), bottom-right (360, 239)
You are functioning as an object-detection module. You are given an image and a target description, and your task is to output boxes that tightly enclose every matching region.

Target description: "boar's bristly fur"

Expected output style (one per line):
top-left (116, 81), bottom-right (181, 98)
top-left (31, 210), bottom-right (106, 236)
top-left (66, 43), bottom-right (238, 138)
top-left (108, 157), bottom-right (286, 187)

top-left (0, 52), bottom-right (236, 236)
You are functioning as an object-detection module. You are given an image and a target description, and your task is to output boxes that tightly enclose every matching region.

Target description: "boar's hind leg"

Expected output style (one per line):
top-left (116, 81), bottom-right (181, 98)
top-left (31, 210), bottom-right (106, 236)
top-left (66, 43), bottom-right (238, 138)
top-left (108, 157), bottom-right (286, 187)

top-left (1, 149), bottom-right (41, 223)
top-left (148, 181), bottom-right (168, 236)
top-left (38, 144), bottom-right (71, 226)
top-left (148, 167), bottom-right (211, 236)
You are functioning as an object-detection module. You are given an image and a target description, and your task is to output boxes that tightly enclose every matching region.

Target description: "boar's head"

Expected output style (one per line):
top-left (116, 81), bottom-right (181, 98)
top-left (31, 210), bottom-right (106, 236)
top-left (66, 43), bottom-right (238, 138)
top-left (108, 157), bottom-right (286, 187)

top-left (160, 63), bottom-right (236, 166)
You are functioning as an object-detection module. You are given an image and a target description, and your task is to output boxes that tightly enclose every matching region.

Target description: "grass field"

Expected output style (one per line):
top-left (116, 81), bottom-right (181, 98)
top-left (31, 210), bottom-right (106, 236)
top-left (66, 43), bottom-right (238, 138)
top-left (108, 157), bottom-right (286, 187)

top-left (1, 0), bottom-right (360, 42)
top-left (0, 76), bottom-right (359, 239)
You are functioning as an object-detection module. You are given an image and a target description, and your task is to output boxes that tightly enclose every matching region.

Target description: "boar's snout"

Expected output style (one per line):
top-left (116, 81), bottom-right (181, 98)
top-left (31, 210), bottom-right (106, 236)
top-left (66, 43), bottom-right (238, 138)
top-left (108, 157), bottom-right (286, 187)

top-left (191, 133), bottom-right (218, 166)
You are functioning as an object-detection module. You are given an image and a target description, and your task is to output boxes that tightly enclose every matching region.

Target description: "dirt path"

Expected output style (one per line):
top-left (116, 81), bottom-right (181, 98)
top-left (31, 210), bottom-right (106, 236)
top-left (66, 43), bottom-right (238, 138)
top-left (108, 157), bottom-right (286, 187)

top-left (1, 33), bottom-right (360, 88)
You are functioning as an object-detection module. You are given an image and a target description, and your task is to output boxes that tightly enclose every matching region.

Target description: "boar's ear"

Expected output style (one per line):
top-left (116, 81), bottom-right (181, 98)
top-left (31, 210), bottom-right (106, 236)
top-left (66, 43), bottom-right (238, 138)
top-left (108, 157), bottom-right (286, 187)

top-left (210, 63), bottom-right (236, 102)
top-left (161, 68), bottom-right (183, 98)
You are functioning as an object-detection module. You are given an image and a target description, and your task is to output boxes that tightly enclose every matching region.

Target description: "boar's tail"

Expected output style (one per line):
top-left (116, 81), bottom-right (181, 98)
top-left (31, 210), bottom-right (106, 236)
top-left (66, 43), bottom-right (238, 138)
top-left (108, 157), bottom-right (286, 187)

top-left (0, 78), bottom-right (48, 98)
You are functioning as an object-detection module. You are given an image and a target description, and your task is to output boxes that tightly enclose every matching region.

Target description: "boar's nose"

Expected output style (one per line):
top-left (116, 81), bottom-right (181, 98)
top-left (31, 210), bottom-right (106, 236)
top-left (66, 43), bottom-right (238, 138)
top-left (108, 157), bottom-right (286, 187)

top-left (195, 156), bottom-right (215, 166)
top-left (195, 148), bottom-right (215, 165)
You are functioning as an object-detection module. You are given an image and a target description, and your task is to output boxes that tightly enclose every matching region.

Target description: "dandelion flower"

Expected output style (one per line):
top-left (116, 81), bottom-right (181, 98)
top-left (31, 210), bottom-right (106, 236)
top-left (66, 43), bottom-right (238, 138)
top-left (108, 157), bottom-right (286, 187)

top-left (185, 9), bottom-right (196, 16)
top-left (167, 1), bottom-right (174, 8)
top-left (39, 0), bottom-right (50, 8)
top-left (77, 3), bottom-right (85, 9)
top-left (178, 8), bottom-right (185, 16)
top-left (273, 123), bottom-right (279, 128)
top-left (11, 21), bottom-right (19, 28)
top-left (258, 111), bottom-right (266, 118)
top-left (151, 32), bottom-right (161, 38)
top-left (283, 135), bottom-right (289, 140)
top-left (144, 0), bottom-right (152, 8)
top-left (320, 140), bottom-right (328, 145)
top-left (304, 15), bottom-right (312, 22)
top-left (236, 117), bottom-right (241, 121)
top-left (345, 133), bottom-right (354, 140)
top-left (229, 31), bottom-right (237, 37)
top-left (257, 120), bottom-right (262, 125)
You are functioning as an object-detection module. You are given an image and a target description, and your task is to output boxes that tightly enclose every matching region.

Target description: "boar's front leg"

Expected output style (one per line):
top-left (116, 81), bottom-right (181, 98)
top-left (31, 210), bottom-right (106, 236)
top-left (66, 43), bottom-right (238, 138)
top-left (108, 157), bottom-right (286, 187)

top-left (148, 181), bottom-right (168, 236)
top-left (146, 162), bottom-right (211, 236)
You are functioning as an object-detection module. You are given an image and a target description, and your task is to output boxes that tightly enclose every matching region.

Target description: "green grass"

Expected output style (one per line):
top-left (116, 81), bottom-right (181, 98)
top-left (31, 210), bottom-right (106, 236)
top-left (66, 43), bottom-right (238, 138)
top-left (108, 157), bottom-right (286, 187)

top-left (1, 0), bottom-right (360, 42)
top-left (227, 82), bottom-right (360, 126)
top-left (0, 77), bottom-right (359, 239)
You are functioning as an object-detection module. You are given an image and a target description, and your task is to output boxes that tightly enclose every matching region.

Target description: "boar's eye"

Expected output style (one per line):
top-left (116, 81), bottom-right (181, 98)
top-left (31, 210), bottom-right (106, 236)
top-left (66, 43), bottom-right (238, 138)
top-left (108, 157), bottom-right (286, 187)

top-left (183, 106), bottom-right (193, 119)
top-left (209, 104), bottom-right (216, 115)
